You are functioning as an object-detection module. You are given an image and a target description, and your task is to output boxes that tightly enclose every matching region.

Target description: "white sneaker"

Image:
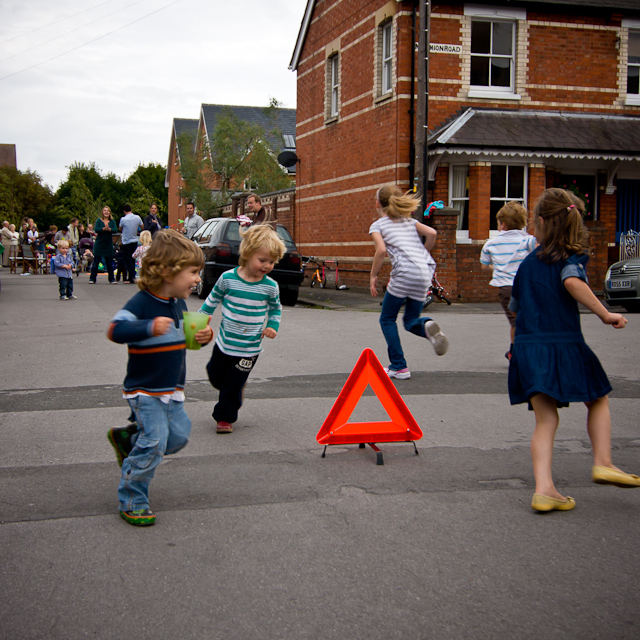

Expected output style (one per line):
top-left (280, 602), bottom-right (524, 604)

top-left (60, 295), bottom-right (68, 300)
top-left (384, 367), bottom-right (411, 380)
top-left (69, 294), bottom-right (77, 299)
top-left (425, 320), bottom-right (449, 356)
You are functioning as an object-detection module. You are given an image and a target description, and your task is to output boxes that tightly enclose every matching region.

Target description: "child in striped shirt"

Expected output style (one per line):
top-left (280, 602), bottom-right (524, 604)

top-left (480, 201), bottom-right (537, 359)
top-left (369, 184), bottom-right (449, 380)
top-left (199, 224), bottom-right (285, 433)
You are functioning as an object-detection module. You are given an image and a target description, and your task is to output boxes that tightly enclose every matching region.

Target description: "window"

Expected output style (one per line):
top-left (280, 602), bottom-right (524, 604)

top-left (327, 54), bottom-right (339, 119)
top-left (628, 31), bottom-right (640, 96)
top-left (381, 21), bottom-right (393, 95)
top-left (490, 165), bottom-right (525, 230)
top-left (450, 165), bottom-right (469, 233)
top-left (471, 20), bottom-right (515, 92)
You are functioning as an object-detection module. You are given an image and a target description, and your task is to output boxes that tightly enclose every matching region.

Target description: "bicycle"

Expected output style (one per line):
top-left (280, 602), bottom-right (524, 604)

top-left (423, 274), bottom-right (452, 309)
top-left (302, 256), bottom-right (326, 288)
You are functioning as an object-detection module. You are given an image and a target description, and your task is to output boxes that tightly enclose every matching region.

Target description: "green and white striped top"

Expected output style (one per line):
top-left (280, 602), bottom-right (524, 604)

top-left (199, 268), bottom-right (281, 357)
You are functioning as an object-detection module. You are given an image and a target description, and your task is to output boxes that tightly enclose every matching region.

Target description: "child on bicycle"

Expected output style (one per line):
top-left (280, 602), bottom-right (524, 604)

top-left (508, 188), bottom-right (638, 512)
top-left (199, 224), bottom-right (285, 433)
top-left (369, 184), bottom-right (449, 380)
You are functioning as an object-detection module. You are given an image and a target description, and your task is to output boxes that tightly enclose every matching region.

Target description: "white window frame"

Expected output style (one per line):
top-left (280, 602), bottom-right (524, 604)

top-left (627, 29), bottom-right (640, 105)
top-left (464, 5), bottom-right (525, 100)
top-left (328, 54), bottom-right (339, 119)
top-left (381, 21), bottom-right (393, 95)
top-left (469, 19), bottom-right (516, 95)
top-left (449, 165), bottom-right (471, 243)
top-left (489, 163), bottom-right (528, 237)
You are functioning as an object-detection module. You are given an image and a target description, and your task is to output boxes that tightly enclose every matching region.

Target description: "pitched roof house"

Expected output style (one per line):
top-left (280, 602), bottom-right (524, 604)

top-left (289, 0), bottom-right (640, 299)
top-left (165, 105), bottom-right (296, 227)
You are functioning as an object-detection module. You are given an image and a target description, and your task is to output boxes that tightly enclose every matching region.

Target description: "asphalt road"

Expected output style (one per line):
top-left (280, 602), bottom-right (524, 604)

top-left (1, 272), bottom-right (639, 640)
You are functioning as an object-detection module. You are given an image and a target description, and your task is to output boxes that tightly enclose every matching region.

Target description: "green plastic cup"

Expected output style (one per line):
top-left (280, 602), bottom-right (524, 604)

top-left (183, 311), bottom-right (210, 350)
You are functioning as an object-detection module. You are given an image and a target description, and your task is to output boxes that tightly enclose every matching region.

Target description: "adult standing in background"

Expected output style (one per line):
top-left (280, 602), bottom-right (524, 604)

top-left (143, 203), bottom-right (162, 236)
top-left (90, 206), bottom-right (118, 284)
top-left (119, 204), bottom-right (142, 283)
top-left (1, 221), bottom-right (12, 267)
top-left (246, 194), bottom-right (275, 228)
top-left (182, 202), bottom-right (204, 239)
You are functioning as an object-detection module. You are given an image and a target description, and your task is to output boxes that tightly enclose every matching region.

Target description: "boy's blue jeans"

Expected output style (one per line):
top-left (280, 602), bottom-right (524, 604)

top-left (118, 395), bottom-right (191, 512)
top-left (57, 276), bottom-right (73, 297)
top-left (380, 292), bottom-right (431, 371)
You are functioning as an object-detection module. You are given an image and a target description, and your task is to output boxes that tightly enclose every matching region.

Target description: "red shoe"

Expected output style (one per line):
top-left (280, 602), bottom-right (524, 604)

top-left (216, 421), bottom-right (233, 434)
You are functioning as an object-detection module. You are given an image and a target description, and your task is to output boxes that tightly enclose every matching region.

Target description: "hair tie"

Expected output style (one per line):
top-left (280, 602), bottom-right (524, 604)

top-left (567, 205), bottom-right (575, 211)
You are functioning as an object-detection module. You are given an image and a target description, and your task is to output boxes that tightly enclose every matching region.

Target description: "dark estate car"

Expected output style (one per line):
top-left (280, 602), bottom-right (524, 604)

top-left (604, 256), bottom-right (640, 313)
top-left (191, 218), bottom-right (304, 306)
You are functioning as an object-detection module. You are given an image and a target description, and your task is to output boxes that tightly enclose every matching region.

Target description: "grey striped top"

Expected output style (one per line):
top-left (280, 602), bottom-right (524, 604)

top-left (369, 216), bottom-right (436, 301)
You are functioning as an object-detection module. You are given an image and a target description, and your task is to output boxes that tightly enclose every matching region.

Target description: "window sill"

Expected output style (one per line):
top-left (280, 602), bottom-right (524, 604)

top-left (374, 92), bottom-right (393, 105)
top-left (625, 96), bottom-right (640, 106)
top-left (456, 231), bottom-right (471, 244)
top-left (324, 115), bottom-right (339, 126)
top-left (468, 89), bottom-right (521, 101)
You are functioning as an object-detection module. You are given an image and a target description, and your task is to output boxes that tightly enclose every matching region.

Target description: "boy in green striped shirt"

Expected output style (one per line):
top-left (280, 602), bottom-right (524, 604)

top-left (199, 224), bottom-right (285, 433)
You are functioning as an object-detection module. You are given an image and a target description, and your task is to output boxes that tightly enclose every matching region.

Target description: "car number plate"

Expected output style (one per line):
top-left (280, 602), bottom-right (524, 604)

top-left (610, 279), bottom-right (631, 289)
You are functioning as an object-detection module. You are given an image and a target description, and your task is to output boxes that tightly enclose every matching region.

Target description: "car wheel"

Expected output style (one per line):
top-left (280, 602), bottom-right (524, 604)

top-left (197, 270), bottom-right (213, 299)
top-left (280, 285), bottom-right (299, 307)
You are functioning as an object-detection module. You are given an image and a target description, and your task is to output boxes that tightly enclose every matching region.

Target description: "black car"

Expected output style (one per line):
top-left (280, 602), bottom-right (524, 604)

top-left (191, 218), bottom-right (304, 306)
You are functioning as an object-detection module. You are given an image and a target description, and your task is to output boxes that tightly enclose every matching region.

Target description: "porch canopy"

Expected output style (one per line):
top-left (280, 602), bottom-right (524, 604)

top-left (427, 108), bottom-right (640, 173)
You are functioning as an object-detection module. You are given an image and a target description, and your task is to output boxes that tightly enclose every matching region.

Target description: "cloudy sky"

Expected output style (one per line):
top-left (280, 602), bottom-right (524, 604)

top-left (0, 0), bottom-right (306, 189)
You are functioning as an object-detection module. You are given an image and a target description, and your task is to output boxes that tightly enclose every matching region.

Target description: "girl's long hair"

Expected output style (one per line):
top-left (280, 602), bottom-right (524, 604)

top-left (534, 188), bottom-right (589, 263)
top-left (377, 184), bottom-right (422, 221)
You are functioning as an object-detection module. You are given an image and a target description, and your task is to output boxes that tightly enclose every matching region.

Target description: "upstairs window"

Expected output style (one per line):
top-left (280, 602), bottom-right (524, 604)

top-left (471, 20), bottom-right (515, 92)
top-left (327, 54), bottom-right (340, 120)
top-left (381, 21), bottom-right (393, 95)
top-left (628, 31), bottom-right (640, 96)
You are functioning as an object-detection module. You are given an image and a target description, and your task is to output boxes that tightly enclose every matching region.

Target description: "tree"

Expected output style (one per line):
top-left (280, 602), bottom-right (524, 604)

top-left (176, 100), bottom-right (294, 215)
top-left (0, 166), bottom-right (53, 227)
top-left (128, 163), bottom-right (168, 213)
top-left (175, 130), bottom-right (219, 216)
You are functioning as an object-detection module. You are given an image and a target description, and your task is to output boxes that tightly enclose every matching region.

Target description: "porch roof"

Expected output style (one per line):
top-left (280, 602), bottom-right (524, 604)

top-left (428, 108), bottom-right (640, 162)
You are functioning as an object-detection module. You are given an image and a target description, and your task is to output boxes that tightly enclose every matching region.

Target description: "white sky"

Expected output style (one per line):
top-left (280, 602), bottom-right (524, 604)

top-left (0, 0), bottom-right (306, 190)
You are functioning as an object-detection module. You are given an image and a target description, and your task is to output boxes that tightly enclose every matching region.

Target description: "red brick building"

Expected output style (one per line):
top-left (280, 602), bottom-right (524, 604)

top-left (289, 0), bottom-right (640, 300)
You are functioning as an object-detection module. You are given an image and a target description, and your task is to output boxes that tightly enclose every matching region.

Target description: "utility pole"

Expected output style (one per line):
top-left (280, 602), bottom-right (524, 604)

top-left (414, 0), bottom-right (430, 214)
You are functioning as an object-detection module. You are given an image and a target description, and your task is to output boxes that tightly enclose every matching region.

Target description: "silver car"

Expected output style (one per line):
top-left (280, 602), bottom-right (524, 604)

top-left (604, 257), bottom-right (640, 312)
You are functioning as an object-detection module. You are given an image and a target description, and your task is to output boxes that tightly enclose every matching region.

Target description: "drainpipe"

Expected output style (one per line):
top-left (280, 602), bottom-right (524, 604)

top-left (408, 1), bottom-right (417, 189)
top-left (414, 1), bottom-right (430, 214)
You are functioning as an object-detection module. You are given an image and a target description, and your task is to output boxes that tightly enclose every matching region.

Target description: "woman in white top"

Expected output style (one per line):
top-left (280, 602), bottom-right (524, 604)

top-left (369, 185), bottom-right (449, 379)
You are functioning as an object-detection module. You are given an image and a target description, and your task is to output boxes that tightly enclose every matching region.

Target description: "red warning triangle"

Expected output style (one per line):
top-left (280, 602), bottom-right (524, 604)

top-left (316, 348), bottom-right (423, 445)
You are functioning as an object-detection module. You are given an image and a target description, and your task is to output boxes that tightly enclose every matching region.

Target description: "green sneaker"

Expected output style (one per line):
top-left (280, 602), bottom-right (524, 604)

top-left (119, 508), bottom-right (156, 526)
top-left (107, 422), bottom-right (137, 467)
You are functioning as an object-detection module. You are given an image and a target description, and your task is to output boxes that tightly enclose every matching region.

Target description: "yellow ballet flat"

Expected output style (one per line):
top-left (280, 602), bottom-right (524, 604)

top-left (592, 466), bottom-right (640, 488)
top-left (531, 494), bottom-right (576, 512)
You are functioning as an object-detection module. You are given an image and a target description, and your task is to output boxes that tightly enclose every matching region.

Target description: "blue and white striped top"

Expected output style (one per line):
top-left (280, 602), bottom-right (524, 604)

top-left (199, 268), bottom-right (281, 357)
top-left (480, 230), bottom-right (537, 287)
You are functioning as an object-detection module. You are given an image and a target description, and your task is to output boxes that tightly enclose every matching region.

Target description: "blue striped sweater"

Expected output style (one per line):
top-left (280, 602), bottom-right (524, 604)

top-left (108, 290), bottom-right (187, 395)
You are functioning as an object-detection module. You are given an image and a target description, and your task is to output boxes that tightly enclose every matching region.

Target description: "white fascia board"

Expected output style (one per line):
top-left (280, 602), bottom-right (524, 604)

top-left (289, 0), bottom-right (316, 71)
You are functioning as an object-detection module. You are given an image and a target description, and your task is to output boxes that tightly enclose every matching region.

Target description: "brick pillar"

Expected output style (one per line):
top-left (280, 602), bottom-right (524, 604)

top-left (433, 164), bottom-right (449, 203)
top-left (469, 162), bottom-right (490, 240)
top-left (527, 164), bottom-right (546, 224)
top-left (585, 225), bottom-right (608, 293)
top-left (430, 207), bottom-right (459, 298)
